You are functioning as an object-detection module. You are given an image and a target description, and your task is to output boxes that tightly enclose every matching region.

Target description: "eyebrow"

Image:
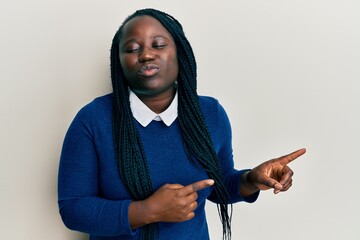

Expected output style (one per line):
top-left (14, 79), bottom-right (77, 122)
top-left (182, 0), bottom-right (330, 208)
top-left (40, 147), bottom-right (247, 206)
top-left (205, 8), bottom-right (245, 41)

top-left (121, 38), bottom-right (137, 48)
top-left (153, 35), bottom-right (169, 40)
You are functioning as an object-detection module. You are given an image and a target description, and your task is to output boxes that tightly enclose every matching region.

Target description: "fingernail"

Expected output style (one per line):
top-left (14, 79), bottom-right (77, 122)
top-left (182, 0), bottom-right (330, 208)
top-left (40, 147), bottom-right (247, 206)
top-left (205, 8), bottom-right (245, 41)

top-left (207, 179), bottom-right (215, 186)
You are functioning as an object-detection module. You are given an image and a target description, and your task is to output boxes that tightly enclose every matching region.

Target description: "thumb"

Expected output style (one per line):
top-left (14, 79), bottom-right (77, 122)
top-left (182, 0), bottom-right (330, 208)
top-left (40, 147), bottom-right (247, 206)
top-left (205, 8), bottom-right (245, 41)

top-left (260, 175), bottom-right (283, 194)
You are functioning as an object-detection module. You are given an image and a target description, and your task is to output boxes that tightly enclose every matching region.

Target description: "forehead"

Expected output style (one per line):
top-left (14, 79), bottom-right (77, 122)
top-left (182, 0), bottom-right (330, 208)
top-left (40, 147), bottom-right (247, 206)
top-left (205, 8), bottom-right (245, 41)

top-left (121, 15), bottom-right (173, 41)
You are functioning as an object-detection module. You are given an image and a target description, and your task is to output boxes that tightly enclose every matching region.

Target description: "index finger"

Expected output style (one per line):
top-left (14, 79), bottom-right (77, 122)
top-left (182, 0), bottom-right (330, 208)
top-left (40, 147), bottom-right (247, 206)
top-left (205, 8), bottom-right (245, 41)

top-left (279, 148), bottom-right (306, 165)
top-left (181, 179), bottom-right (215, 195)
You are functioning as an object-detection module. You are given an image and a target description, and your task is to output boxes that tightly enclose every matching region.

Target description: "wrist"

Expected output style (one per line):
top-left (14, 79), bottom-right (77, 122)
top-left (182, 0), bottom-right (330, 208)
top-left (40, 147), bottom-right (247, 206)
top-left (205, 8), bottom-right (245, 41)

top-left (129, 200), bottom-right (155, 229)
top-left (240, 170), bottom-right (259, 197)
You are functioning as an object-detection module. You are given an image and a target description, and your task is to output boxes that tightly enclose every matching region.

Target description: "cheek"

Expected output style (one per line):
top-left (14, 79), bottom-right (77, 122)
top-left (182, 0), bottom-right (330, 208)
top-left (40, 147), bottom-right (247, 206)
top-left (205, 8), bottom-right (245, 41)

top-left (166, 52), bottom-right (179, 76)
top-left (120, 56), bottom-right (136, 75)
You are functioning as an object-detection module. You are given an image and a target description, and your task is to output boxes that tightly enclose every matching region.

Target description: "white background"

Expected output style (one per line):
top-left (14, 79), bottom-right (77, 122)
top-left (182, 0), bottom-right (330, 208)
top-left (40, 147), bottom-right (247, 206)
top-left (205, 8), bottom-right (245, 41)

top-left (1, 1), bottom-right (359, 239)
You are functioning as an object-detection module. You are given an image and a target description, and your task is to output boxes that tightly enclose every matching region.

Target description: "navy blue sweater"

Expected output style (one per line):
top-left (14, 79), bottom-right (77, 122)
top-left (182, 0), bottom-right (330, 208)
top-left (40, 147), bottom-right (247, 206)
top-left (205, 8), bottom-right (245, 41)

top-left (58, 94), bottom-right (258, 239)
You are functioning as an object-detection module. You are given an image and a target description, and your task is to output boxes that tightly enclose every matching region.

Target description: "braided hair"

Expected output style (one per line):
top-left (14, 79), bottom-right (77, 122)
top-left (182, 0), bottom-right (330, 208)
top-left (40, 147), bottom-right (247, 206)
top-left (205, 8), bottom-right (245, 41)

top-left (110, 8), bottom-right (232, 240)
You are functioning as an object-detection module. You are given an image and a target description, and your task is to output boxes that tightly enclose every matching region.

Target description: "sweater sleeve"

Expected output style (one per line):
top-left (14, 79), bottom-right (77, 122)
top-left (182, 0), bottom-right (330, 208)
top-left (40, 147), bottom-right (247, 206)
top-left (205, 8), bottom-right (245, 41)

top-left (57, 103), bottom-right (137, 237)
top-left (207, 101), bottom-right (259, 204)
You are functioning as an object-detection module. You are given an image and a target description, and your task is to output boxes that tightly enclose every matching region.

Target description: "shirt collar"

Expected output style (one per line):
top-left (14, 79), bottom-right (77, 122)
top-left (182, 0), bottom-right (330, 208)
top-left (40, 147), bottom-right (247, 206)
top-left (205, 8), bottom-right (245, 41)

top-left (129, 89), bottom-right (178, 127)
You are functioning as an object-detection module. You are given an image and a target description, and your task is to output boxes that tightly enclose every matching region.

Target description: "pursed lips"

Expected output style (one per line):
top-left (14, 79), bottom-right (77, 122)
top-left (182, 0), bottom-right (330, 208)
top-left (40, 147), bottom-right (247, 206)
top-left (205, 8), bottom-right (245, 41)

top-left (137, 63), bottom-right (160, 77)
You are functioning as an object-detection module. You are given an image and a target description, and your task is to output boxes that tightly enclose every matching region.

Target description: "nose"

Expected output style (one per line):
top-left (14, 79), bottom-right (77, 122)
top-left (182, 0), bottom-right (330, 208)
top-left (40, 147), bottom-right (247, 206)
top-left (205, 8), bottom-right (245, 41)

top-left (138, 47), bottom-right (155, 63)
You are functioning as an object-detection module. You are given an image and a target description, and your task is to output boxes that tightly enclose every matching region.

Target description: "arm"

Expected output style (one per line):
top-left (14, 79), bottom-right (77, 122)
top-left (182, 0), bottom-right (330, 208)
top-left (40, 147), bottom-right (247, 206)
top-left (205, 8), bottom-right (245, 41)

top-left (58, 106), bottom-right (136, 237)
top-left (206, 100), bottom-right (259, 203)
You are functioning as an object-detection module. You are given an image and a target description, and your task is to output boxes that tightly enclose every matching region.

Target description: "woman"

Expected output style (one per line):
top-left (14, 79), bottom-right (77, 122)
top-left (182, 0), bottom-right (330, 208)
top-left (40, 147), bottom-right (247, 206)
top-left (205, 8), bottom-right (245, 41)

top-left (58, 8), bottom-right (306, 240)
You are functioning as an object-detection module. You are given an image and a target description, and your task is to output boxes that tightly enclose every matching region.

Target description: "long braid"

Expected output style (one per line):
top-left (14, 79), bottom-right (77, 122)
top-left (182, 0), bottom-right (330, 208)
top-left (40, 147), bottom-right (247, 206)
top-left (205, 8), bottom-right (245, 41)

top-left (111, 28), bottom-right (157, 239)
top-left (111, 8), bottom-right (232, 240)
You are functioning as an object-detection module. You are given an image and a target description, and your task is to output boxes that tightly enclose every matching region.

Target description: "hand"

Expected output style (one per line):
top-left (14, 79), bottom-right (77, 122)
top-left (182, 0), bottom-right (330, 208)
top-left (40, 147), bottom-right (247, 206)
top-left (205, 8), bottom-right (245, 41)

top-left (246, 148), bottom-right (306, 194)
top-left (129, 179), bottom-right (214, 228)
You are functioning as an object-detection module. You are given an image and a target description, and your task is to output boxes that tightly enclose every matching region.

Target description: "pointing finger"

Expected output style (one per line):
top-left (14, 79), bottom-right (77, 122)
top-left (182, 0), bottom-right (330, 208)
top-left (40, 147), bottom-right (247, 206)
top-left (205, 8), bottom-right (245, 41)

top-left (278, 148), bottom-right (306, 165)
top-left (182, 179), bottom-right (215, 195)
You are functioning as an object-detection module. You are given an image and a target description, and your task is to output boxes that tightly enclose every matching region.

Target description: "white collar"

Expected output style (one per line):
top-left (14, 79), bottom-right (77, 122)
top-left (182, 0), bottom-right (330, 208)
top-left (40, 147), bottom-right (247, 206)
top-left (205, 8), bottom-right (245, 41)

top-left (129, 89), bottom-right (178, 127)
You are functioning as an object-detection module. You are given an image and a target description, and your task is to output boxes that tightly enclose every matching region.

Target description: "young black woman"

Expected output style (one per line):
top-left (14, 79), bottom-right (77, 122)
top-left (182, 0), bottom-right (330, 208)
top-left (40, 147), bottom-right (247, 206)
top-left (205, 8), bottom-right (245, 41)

top-left (58, 8), bottom-right (306, 240)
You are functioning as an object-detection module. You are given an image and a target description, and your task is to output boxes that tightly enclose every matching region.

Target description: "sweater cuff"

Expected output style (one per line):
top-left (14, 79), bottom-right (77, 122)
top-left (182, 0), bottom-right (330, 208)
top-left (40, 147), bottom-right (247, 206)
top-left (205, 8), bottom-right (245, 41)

top-left (122, 199), bottom-right (139, 236)
top-left (238, 169), bottom-right (260, 203)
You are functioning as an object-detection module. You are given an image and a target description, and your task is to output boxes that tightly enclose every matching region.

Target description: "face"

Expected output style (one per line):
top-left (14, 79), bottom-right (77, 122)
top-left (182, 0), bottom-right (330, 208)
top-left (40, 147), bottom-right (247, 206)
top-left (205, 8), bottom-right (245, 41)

top-left (119, 15), bottom-right (179, 98)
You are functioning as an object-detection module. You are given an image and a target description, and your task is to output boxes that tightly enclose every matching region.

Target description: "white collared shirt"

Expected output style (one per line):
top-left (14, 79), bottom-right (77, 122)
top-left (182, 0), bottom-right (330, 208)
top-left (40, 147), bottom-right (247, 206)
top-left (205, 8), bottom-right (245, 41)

top-left (129, 90), bottom-right (178, 127)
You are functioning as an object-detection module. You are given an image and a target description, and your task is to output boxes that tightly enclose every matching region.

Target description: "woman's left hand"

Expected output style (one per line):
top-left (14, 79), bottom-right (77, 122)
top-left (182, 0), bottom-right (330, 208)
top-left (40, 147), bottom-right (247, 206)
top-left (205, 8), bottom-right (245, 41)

top-left (243, 148), bottom-right (306, 195)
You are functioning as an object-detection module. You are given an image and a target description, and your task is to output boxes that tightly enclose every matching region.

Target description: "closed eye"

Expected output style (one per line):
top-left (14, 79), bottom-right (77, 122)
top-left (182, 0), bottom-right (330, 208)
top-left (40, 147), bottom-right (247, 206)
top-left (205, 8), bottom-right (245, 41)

top-left (153, 44), bottom-right (167, 49)
top-left (125, 48), bottom-right (139, 53)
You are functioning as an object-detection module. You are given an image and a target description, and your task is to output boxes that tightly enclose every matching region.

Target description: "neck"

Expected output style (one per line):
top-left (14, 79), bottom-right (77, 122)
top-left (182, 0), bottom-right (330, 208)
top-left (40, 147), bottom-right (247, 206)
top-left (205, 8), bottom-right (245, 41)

top-left (136, 89), bottom-right (176, 114)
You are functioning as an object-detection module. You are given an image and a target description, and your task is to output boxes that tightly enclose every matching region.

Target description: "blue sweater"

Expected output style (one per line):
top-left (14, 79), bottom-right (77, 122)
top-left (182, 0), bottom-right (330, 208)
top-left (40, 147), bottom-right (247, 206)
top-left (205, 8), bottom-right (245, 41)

top-left (58, 94), bottom-right (258, 240)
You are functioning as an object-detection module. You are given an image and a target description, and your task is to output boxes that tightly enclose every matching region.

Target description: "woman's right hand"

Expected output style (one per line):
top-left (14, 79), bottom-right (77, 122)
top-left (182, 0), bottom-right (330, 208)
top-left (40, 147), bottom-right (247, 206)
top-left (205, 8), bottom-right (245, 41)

top-left (128, 179), bottom-right (214, 229)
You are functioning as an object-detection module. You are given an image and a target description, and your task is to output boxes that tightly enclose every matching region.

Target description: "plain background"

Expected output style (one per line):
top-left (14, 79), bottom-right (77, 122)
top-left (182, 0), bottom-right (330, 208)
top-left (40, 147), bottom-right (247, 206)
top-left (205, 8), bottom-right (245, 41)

top-left (1, 0), bottom-right (359, 239)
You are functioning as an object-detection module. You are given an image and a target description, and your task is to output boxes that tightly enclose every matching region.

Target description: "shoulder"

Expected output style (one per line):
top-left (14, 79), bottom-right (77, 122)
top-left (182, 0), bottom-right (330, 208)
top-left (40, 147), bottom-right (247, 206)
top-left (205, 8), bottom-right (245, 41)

top-left (197, 96), bottom-right (232, 148)
top-left (79, 93), bottom-right (112, 114)
top-left (73, 93), bottom-right (113, 125)
top-left (88, 93), bottom-right (113, 111)
top-left (198, 95), bottom-right (230, 127)
top-left (198, 95), bottom-right (219, 104)
top-left (198, 95), bottom-right (227, 117)
top-left (198, 95), bottom-right (220, 111)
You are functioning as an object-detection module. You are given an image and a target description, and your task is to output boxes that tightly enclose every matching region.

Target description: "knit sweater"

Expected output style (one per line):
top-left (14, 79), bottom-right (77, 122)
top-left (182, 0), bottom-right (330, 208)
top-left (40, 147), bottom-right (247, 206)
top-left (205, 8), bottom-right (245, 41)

top-left (58, 94), bottom-right (258, 240)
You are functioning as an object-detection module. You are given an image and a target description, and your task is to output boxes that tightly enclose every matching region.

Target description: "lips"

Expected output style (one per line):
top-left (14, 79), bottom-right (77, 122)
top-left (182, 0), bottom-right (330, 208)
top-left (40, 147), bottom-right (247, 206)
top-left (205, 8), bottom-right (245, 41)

top-left (137, 64), bottom-right (160, 77)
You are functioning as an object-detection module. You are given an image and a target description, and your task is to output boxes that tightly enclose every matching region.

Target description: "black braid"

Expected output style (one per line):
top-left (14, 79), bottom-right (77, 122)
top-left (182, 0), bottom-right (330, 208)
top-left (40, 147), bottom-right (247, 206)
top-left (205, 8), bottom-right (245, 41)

top-left (110, 8), bottom-right (232, 240)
